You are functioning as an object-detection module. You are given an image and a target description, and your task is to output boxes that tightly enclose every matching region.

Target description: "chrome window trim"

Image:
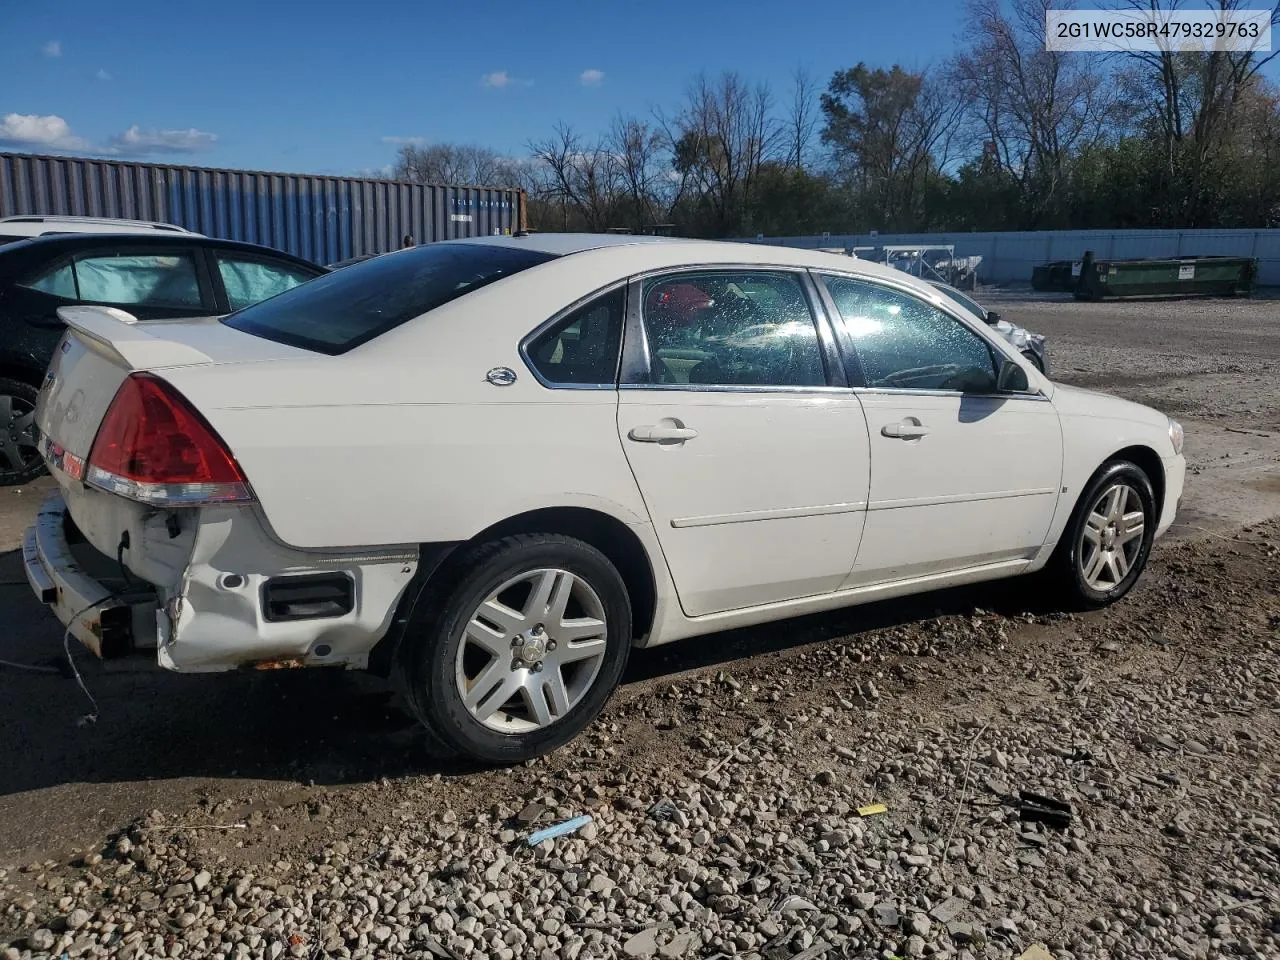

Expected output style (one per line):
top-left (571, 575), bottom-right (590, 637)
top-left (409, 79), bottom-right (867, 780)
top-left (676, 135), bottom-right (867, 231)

top-left (618, 264), bottom-right (845, 391)
top-left (851, 386), bottom-right (1051, 403)
top-left (518, 279), bottom-right (630, 391)
top-left (815, 269), bottom-right (1049, 400)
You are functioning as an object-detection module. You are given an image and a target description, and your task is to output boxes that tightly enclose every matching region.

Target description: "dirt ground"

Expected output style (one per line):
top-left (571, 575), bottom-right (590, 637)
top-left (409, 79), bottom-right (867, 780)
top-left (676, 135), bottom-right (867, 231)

top-left (0, 289), bottom-right (1276, 957)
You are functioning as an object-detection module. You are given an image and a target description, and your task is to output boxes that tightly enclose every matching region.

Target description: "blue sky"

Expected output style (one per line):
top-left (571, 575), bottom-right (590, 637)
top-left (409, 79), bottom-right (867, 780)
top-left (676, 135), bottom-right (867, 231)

top-left (6, 0), bottom-right (1246, 177)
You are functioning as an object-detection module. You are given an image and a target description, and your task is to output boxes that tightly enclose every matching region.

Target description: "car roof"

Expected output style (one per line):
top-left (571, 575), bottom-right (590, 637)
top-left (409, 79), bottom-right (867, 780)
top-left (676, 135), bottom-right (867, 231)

top-left (0, 231), bottom-right (325, 269)
top-left (454, 232), bottom-right (703, 256)
top-left (0, 214), bottom-right (199, 235)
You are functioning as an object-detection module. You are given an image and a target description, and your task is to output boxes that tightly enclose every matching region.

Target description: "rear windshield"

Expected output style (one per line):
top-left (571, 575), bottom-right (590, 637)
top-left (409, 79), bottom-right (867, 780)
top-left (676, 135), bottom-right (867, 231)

top-left (221, 242), bottom-right (558, 354)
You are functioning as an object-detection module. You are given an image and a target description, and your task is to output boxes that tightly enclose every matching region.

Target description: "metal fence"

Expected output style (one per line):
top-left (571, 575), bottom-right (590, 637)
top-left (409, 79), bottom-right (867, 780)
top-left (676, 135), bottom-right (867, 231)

top-left (748, 228), bottom-right (1280, 287)
top-left (0, 152), bottom-right (526, 265)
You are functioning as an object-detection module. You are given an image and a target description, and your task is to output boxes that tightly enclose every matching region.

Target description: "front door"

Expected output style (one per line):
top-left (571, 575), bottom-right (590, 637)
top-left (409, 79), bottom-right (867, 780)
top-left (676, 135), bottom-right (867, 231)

top-left (616, 269), bottom-right (871, 618)
top-left (818, 273), bottom-right (1063, 586)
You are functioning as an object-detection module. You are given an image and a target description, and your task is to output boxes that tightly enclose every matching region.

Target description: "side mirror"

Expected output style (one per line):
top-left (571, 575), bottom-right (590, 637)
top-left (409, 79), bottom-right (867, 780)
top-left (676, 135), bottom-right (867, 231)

top-left (984, 309), bottom-right (1001, 325)
top-left (997, 357), bottom-right (1029, 393)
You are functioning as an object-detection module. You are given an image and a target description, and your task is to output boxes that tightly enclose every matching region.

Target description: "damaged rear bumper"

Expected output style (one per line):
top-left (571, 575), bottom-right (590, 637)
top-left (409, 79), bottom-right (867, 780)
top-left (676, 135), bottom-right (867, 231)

top-left (24, 490), bottom-right (420, 672)
top-left (22, 495), bottom-right (156, 658)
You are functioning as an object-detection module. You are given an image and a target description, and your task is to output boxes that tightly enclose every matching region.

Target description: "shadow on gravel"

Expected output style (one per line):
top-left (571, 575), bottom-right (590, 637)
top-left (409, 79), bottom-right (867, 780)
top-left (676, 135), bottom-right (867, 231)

top-left (0, 547), bottom-right (1049, 796)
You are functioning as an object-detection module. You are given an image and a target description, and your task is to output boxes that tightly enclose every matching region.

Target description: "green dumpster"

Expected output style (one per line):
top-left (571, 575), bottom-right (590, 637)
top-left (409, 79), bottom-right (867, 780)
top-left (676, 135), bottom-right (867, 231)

top-left (1075, 255), bottom-right (1257, 300)
top-left (1031, 260), bottom-right (1078, 292)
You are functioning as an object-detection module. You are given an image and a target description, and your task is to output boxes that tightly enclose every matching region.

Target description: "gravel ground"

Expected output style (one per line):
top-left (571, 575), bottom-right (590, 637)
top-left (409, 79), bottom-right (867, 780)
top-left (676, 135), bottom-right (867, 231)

top-left (0, 291), bottom-right (1277, 960)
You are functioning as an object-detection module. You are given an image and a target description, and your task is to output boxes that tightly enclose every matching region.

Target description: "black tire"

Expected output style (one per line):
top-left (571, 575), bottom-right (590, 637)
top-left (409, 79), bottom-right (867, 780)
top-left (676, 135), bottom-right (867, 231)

top-left (0, 377), bottom-right (45, 487)
top-left (397, 533), bottom-right (631, 765)
top-left (1047, 460), bottom-right (1157, 609)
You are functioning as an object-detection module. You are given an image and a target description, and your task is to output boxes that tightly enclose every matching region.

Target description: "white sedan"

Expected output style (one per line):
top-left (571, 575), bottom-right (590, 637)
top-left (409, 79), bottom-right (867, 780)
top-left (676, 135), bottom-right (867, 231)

top-left (25, 234), bottom-right (1185, 763)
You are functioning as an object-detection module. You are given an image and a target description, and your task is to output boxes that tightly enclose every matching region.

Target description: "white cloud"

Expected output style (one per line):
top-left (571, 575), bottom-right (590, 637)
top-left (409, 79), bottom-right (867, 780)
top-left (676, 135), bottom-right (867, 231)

top-left (107, 124), bottom-right (218, 155)
top-left (96, 69), bottom-right (112, 81)
top-left (579, 68), bottom-right (605, 87)
top-left (481, 71), bottom-right (532, 89)
top-left (381, 136), bottom-right (425, 145)
top-left (0, 113), bottom-right (88, 150)
top-left (43, 40), bottom-right (62, 58)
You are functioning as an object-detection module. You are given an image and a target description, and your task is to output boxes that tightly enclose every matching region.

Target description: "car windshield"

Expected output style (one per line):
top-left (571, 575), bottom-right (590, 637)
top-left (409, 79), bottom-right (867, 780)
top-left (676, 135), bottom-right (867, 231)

top-left (221, 242), bottom-right (558, 355)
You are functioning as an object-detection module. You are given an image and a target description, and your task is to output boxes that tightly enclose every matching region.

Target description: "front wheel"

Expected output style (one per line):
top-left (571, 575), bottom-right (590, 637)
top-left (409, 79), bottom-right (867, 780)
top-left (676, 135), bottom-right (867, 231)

top-left (1048, 460), bottom-right (1157, 609)
top-left (398, 534), bottom-right (631, 764)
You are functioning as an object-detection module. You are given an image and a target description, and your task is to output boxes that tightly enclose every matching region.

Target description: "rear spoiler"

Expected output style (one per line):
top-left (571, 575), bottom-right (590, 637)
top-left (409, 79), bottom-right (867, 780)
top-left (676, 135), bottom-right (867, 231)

top-left (56, 305), bottom-right (214, 369)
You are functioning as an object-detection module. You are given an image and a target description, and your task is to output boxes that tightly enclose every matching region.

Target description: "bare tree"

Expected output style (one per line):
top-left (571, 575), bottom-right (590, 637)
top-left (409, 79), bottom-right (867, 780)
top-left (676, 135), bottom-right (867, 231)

top-left (820, 63), bottom-right (963, 229)
top-left (1114, 0), bottom-right (1280, 157)
top-left (393, 143), bottom-right (523, 187)
top-left (785, 66), bottom-right (820, 169)
top-left (608, 115), bottom-right (668, 229)
top-left (663, 72), bottom-right (780, 235)
top-left (952, 0), bottom-right (1120, 222)
top-left (526, 124), bottom-right (621, 231)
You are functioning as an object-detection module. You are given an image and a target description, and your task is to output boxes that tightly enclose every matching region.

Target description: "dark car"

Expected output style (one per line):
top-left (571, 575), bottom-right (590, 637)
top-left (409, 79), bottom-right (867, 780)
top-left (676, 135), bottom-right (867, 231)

top-left (0, 233), bottom-right (327, 485)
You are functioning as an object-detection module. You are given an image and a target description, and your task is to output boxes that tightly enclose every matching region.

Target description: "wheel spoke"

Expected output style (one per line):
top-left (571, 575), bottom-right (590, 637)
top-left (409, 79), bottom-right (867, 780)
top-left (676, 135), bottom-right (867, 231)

top-left (524, 570), bottom-right (560, 620)
top-left (0, 437), bottom-right (22, 471)
top-left (477, 598), bottom-right (526, 637)
top-left (1118, 511), bottom-right (1145, 544)
top-left (542, 667), bottom-right (572, 719)
top-left (464, 616), bottom-right (511, 657)
top-left (521, 680), bottom-right (553, 727)
top-left (1112, 546), bottom-right (1131, 579)
top-left (1082, 523), bottom-right (1102, 547)
top-left (472, 672), bottom-right (523, 724)
top-left (1104, 486), bottom-right (1125, 520)
top-left (1083, 546), bottom-right (1107, 584)
top-left (546, 572), bottom-right (575, 625)
top-left (556, 616), bottom-right (607, 645)
top-left (462, 658), bottom-right (511, 711)
top-left (12, 409), bottom-right (36, 442)
top-left (554, 634), bottom-right (607, 665)
top-left (0, 394), bottom-right (12, 424)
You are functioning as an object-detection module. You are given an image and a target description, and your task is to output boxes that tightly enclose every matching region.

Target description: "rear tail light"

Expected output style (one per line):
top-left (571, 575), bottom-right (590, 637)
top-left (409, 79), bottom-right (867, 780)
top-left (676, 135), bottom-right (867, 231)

top-left (86, 373), bottom-right (254, 506)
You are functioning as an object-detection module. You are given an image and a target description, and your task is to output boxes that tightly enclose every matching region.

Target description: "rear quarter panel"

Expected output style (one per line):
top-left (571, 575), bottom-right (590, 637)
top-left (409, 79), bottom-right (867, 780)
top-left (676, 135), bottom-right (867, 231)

top-left (162, 252), bottom-right (662, 550)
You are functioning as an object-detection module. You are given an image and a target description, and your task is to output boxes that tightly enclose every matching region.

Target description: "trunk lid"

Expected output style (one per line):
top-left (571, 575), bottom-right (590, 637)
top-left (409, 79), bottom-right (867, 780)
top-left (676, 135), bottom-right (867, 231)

top-left (36, 305), bottom-right (310, 461)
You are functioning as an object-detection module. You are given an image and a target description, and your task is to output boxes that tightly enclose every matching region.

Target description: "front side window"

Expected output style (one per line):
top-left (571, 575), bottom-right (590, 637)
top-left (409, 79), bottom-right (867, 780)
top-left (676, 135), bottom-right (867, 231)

top-left (823, 275), bottom-right (997, 392)
top-left (526, 288), bottom-right (625, 385)
top-left (216, 255), bottom-right (316, 311)
top-left (74, 253), bottom-right (202, 307)
top-left (223, 242), bottom-right (558, 355)
top-left (640, 271), bottom-right (826, 387)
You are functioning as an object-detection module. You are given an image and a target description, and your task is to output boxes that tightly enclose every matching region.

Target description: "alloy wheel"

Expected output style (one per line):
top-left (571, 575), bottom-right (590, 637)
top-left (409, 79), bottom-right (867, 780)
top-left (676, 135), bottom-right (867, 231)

top-left (454, 568), bottom-right (609, 733)
top-left (1079, 482), bottom-right (1145, 591)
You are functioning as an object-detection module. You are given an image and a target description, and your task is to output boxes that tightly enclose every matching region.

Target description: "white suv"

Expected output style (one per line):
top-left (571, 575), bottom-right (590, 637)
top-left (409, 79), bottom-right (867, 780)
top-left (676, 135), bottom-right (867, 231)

top-left (0, 215), bottom-right (200, 245)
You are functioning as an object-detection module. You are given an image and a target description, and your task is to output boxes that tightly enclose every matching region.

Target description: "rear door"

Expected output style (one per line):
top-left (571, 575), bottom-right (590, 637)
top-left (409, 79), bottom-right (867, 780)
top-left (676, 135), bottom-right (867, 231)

top-left (615, 268), bottom-right (871, 618)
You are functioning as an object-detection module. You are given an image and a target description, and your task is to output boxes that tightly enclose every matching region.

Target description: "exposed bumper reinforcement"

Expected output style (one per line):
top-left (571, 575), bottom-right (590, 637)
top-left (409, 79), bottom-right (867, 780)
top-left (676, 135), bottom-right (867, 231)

top-left (22, 492), bottom-right (156, 658)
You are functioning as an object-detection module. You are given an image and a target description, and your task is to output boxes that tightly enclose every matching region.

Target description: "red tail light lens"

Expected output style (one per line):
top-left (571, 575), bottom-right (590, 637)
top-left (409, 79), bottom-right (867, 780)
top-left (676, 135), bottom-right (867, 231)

top-left (86, 373), bottom-right (253, 506)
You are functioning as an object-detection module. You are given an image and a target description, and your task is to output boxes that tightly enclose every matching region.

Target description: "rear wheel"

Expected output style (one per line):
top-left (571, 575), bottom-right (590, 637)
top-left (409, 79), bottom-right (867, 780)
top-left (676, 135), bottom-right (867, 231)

top-left (0, 378), bottom-right (44, 487)
top-left (1048, 460), bottom-right (1156, 609)
top-left (398, 534), bottom-right (631, 764)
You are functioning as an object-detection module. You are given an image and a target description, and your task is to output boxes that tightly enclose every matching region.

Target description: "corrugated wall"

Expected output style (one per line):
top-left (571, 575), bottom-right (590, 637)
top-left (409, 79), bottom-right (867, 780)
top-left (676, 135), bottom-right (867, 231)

top-left (0, 152), bottom-right (524, 264)
top-left (749, 228), bottom-right (1280, 286)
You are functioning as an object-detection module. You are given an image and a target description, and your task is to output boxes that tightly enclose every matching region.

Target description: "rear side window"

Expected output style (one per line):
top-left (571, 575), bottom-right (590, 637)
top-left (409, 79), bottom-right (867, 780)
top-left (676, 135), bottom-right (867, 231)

top-left (525, 288), bottom-right (625, 386)
top-left (215, 254), bottom-right (316, 311)
top-left (222, 243), bottom-right (558, 355)
top-left (25, 262), bottom-right (77, 298)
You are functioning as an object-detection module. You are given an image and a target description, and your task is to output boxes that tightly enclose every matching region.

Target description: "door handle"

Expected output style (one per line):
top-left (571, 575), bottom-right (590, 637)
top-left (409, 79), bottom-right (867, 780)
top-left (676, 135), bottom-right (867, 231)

top-left (629, 424), bottom-right (698, 443)
top-left (881, 420), bottom-right (929, 440)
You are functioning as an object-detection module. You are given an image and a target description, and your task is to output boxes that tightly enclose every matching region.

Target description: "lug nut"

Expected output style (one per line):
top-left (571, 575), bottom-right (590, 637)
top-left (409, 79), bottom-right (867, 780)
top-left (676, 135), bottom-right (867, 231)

top-left (531, 662), bottom-right (543, 673)
top-left (547, 640), bottom-right (557, 651)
